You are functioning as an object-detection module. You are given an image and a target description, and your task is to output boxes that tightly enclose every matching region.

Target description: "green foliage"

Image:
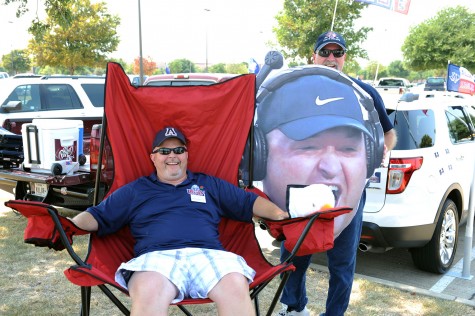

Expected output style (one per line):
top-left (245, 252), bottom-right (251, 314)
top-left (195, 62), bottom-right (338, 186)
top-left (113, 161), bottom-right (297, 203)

top-left (27, 0), bottom-right (120, 75)
top-left (2, 0), bottom-right (74, 23)
top-left (225, 63), bottom-right (249, 74)
top-left (274, 0), bottom-right (371, 64)
top-left (387, 60), bottom-right (410, 78)
top-left (402, 6), bottom-right (475, 72)
top-left (343, 59), bottom-right (361, 77)
top-left (169, 59), bottom-right (196, 73)
top-left (209, 63), bottom-right (227, 73)
top-left (1, 49), bottom-right (31, 74)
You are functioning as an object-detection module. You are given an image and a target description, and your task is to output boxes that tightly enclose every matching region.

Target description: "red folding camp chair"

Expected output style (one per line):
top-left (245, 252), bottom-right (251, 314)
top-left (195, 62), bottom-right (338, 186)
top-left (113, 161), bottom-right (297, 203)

top-left (6, 62), bottom-right (351, 316)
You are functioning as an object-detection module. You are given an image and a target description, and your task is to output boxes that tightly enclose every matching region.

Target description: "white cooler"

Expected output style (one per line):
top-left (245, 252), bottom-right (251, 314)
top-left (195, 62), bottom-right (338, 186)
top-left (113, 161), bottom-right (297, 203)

top-left (22, 119), bottom-right (85, 175)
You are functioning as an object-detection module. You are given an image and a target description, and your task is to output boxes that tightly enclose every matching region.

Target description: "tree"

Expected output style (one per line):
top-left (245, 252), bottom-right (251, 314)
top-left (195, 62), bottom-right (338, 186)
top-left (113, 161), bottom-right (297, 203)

top-left (209, 63), bottom-right (226, 73)
top-left (361, 61), bottom-right (385, 82)
top-left (387, 60), bottom-right (410, 78)
top-left (3, 0), bottom-right (74, 25)
top-left (169, 59), bottom-right (196, 73)
top-left (133, 56), bottom-right (157, 76)
top-left (274, 0), bottom-right (371, 64)
top-left (27, 0), bottom-right (120, 75)
top-left (343, 59), bottom-right (361, 77)
top-left (1, 49), bottom-right (31, 74)
top-left (225, 63), bottom-right (249, 74)
top-left (402, 6), bottom-right (475, 72)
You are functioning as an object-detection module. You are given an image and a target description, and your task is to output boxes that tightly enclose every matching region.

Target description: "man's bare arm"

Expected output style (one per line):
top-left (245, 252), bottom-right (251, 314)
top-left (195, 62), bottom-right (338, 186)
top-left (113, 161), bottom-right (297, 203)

top-left (384, 128), bottom-right (397, 151)
top-left (70, 211), bottom-right (99, 231)
top-left (252, 196), bottom-right (290, 220)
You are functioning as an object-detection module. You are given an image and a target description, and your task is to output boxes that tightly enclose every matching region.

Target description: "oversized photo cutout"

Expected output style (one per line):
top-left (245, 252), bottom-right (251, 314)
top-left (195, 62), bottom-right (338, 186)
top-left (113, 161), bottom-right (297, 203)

top-left (248, 65), bottom-right (384, 216)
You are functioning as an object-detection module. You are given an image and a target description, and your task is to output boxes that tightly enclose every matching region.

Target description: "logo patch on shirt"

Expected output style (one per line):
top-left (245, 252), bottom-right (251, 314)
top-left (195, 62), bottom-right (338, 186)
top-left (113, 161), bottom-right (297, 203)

top-left (187, 184), bottom-right (206, 203)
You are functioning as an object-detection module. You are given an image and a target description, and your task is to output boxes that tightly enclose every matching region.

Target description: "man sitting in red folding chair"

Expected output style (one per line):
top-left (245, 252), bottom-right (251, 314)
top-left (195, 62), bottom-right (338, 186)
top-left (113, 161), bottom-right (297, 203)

top-left (71, 126), bottom-right (319, 316)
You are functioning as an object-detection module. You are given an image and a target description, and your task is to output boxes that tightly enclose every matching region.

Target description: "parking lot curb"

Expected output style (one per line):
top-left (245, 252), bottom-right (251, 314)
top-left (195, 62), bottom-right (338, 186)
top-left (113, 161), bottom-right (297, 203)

top-left (309, 263), bottom-right (475, 308)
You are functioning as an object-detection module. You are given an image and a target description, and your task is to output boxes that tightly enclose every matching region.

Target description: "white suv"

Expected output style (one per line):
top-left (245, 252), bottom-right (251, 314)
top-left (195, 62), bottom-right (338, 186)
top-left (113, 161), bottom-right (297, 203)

top-left (0, 75), bottom-right (105, 153)
top-left (362, 91), bottom-right (475, 273)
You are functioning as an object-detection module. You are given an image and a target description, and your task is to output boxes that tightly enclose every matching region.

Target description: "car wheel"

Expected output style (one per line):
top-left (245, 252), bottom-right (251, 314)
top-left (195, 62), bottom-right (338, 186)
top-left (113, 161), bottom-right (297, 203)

top-left (410, 199), bottom-right (459, 274)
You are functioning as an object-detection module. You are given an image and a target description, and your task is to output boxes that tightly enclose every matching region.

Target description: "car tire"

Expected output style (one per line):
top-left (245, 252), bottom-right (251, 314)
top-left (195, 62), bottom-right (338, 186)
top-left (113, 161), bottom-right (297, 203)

top-left (410, 199), bottom-right (459, 274)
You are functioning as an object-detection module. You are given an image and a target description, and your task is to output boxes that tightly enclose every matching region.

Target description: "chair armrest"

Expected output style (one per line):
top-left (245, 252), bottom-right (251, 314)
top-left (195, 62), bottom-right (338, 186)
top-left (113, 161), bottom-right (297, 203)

top-left (4, 200), bottom-right (90, 266)
top-left (257, 206), bottom-right (352, 262)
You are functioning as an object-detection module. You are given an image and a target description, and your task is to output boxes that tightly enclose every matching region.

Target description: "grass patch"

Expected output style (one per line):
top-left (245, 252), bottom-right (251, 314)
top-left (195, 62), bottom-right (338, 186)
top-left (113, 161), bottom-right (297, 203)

top-left (1, 206), bottom-right (474, 315)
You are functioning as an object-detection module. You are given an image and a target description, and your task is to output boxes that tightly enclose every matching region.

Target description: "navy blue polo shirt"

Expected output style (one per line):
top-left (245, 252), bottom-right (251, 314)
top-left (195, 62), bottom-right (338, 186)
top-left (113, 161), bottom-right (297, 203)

top-left (87, 171), bottom-right (258, 256)
top-left (352, 77), bottom-right (394, 133)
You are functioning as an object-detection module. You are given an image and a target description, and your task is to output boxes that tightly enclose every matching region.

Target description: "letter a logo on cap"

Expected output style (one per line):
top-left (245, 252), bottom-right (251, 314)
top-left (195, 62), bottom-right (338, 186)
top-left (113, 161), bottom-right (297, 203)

top-left (165, 127), bottom-right (178, 137)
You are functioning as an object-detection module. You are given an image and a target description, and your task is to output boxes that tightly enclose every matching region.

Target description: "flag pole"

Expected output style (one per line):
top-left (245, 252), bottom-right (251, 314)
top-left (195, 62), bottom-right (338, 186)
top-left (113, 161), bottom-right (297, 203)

top-left (331, 0), bottom-right (339, 31)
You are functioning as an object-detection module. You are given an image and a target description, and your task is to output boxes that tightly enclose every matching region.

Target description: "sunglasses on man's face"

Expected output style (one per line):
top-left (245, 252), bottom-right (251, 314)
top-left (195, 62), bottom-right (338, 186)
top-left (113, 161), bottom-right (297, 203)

top-left (152, 146), bottom-right (187, 155)
top-left (317, 49), bottom-right (346, 58)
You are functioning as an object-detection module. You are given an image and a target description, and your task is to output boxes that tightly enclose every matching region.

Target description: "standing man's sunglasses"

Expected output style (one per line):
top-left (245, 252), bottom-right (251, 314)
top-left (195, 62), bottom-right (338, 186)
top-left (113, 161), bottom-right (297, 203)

top-left (316, 49), bottom-right (346, 58)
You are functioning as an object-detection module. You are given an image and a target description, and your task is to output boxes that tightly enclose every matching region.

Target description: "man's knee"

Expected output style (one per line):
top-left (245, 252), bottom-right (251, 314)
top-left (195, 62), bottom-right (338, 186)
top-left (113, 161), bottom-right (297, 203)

top-left (209, 272), bottom-right (249, 300)
top-left (128, 271), bottom-right (178, 302)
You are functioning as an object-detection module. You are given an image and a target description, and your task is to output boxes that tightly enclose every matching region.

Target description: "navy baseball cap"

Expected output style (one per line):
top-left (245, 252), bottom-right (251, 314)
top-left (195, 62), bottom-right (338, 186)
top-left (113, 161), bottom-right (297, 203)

top-left (314, 31), bottom-right (347, 53)
top-left (256, 70), bottom-right (373, 141)
top-left (152, 127), bottom-right (186, 150)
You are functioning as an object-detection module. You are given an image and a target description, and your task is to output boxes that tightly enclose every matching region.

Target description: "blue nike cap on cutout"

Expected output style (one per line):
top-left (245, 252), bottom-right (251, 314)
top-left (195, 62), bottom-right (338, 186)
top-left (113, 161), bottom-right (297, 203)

top-left (256, 70), bottom-right (373, 141)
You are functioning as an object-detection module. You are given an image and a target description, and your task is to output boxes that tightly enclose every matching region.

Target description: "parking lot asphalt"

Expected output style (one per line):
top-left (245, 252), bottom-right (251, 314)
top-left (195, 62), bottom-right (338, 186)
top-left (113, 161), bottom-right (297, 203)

top-left (254, 222), bottom-right (475, 308)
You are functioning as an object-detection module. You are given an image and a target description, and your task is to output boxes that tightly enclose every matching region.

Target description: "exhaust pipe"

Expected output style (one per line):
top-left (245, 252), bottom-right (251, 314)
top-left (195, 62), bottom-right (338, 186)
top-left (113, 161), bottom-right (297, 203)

top-left (358, 242), bottom-right (372, 252)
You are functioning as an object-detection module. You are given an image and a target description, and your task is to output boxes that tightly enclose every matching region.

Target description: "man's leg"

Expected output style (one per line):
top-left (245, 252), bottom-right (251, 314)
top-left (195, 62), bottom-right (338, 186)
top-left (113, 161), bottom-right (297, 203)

top-left (128, 271), bottom-right (178, 316)
top-left (323, 191), bottom-right (365, 316)
top-left (208, 272), bottom-right (255, 316)
top-left (279, 242), bottom-right (313, 311)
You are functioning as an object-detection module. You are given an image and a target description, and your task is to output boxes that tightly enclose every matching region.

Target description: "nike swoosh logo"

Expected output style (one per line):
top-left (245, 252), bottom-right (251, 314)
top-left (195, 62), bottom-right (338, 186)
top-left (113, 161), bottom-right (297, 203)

top-left (315, 96), bottom-right (344, 106)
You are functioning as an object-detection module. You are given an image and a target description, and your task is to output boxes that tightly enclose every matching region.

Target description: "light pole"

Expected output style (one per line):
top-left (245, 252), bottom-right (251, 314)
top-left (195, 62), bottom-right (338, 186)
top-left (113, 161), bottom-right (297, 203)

top-left (138, 0), bottom-right (144, 84)
top-left (8, 21), bottom-right (14, 75)
top-left (204, 8), bottom-right (210, 72)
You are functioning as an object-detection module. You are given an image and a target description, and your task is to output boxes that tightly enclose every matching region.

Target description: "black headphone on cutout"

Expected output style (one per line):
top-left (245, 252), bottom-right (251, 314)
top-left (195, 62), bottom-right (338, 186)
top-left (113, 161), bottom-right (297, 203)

top-left (241, 65), bottom-right (384, 183)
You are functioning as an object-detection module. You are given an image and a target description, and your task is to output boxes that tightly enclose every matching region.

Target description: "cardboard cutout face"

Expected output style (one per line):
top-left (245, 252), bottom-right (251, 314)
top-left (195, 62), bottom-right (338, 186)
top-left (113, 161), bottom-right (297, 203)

top-left (253, 66), bottom-right (383, 236)
top-left (262, 126), bottom-right (367, 212)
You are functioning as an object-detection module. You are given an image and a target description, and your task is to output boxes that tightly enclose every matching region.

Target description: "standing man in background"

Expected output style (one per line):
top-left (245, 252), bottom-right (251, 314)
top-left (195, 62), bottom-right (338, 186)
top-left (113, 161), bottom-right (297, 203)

top-left (276, 31), bottom-right (397, 316)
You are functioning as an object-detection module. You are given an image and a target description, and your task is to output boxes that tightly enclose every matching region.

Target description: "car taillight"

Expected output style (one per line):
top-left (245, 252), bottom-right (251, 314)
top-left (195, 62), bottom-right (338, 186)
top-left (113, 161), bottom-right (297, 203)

top-left (90, 124), bottom-right (102, 173)
top-left (89, 124), bottom-right (114, 186)
top-left (387, 157), bottom-right (423, 194)
top-left (399, 87), bottom-right (404, 94)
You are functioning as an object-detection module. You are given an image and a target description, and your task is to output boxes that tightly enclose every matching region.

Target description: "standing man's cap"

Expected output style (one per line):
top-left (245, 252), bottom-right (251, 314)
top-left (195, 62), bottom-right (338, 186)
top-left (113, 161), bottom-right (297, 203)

top-left (314, 31), bottom-right (347, 52)
top-left (152, 127), bottom-right (186, 150)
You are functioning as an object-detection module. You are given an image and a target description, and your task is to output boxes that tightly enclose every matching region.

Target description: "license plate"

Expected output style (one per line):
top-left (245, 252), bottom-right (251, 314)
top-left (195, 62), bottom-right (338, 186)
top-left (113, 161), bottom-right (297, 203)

top-left (33, 183), bottom-right (48, 197)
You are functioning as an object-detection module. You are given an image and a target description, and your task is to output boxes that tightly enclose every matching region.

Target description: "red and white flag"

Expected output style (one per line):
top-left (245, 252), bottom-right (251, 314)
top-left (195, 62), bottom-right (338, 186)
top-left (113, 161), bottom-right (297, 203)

top-left (354, 0), bottom-right (411, 15)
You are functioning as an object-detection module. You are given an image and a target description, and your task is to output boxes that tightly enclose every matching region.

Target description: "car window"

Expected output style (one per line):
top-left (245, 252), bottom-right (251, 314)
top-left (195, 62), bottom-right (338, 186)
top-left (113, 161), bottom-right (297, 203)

top-left (390, 109), bottom-right (436, 149)
top-left (41, 84), bottom-right (82, 110)
top-left (82, 83), bottom-right (105, 107)
top-left (1, 83), bottom-right (85, 113)
top-left (445, 106), bottom-right (474, 143)
top-left (466, 105), bottom-right (475, 128)
top-left (379, 79), bottom-right (406, 87)
top-left (1, 84), bottom-right (39, 113)
top-left (427, 78), bottom-right (445, 85)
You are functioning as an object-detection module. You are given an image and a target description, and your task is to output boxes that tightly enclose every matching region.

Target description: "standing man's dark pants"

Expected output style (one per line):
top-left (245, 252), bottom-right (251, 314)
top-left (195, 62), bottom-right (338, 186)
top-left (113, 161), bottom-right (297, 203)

top-left (280, 192), bottom-right (366, 315)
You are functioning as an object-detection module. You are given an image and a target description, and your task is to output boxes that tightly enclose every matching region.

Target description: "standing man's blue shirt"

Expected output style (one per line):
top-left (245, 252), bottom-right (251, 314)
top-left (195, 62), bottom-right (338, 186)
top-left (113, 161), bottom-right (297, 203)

top-left (87, 171), bottom-right (258, 256)
top-left (352, 77), bottom-right (394, 133)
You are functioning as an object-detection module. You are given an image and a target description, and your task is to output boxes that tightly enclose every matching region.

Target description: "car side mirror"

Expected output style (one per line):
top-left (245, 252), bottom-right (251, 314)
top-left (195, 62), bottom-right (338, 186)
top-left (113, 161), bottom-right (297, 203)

top-left (1, 101), bottom-right (22, 112)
